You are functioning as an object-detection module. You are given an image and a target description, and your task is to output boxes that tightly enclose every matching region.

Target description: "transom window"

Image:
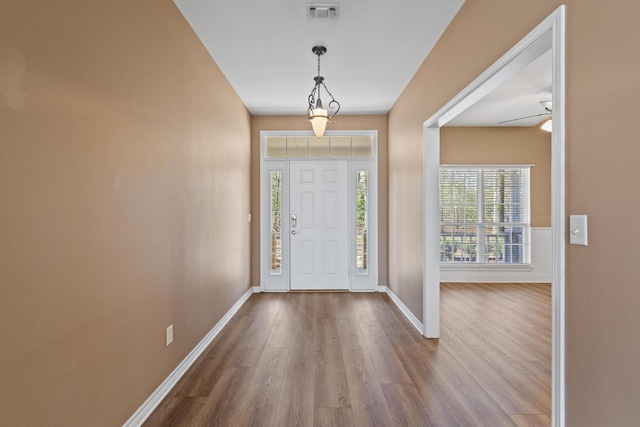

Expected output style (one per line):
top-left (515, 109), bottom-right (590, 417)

top-left (264, 135), bottom-right (373, 158)
top-left (439, 166), bottom-right (531, 264)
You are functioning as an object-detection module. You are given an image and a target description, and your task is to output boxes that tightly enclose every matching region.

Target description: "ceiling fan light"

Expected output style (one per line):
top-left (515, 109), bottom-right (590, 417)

top-left (309, 108), bottom-right (329, 138)
top-left (541, 118), bottom-right (553, 132)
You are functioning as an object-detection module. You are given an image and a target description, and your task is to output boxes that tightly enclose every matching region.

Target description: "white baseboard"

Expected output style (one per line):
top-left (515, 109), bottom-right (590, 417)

top-left (385, 287), bottom-right (423, 334)
top-left (123, 287), bottom-right (255, 427)
top-left (377, 285), bottom-right (387, 292)
top-left (252, 286), bottom-right (261, 293)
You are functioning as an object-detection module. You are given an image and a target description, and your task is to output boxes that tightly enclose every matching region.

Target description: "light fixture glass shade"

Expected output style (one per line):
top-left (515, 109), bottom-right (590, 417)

top-left (541, 118), bottom-right (553, 132)
top-left (309, 108), bottom-right (328, 138)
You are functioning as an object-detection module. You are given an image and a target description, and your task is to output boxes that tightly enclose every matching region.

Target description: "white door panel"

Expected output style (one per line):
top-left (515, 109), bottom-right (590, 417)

top-left (290, 160), bottom-right (349, 290)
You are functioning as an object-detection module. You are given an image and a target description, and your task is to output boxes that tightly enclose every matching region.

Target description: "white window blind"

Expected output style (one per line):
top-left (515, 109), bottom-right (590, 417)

top-left (439, 166), bottom-right (531, 264)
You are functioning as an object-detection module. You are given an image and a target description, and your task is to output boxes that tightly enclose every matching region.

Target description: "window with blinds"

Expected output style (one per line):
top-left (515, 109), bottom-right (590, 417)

top-left (439, 166), bottom-right (531, 264)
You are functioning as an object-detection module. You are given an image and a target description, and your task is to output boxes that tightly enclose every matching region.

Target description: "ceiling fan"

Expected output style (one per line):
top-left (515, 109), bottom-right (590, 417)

top-left (497, 100), bottom-right (552, 126)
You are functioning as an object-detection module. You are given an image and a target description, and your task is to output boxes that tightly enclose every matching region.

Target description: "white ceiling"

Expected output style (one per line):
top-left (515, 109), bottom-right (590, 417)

top-left (173, 0), bottom-right (465, 115)
top-left (448, 49), bottom-right (552, 127)
top-left (173, 0), bottom-right (551, 126)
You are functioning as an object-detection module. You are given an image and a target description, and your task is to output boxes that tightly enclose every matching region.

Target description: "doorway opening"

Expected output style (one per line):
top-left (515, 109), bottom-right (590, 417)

top-left (422, 7), bottom-right (565, 426)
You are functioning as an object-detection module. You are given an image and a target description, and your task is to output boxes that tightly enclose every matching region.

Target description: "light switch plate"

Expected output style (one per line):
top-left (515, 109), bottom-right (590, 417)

top-left (166, 324), bottom-right (174, 346)
top-left (569, 215), bottom-right (588, 246)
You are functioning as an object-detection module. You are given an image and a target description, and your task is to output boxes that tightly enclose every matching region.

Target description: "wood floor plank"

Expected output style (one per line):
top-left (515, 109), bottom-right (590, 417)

top-left (350, 405), bottom-right (396, 427)
top-left (147, 286), bottom-right (551, 427)
top-left (224, 294), bottom-right (282, 367)
top-left (333, 315), bottom-right (366, 346)
top-left (170, 299), bottom-right (266, 397)
top-left (199, 366), bottom-right (256, 425)
top-left (169, 296), bottom-right (270, 397)
top-left (327, 294), bottom-right (366, 346)
top-left (442, 285), bottom-right (534, 332)
top-left (142, 396), bottom-right (206, 427)
top-left (356, 299), bottom-right (412, 385)
top-left (170, 351), bottom-right (229, 398)
top-left (441, 286), bottom-right (551, 365)
top-left (518, 360), bottom-right (552, 389)
top-left (293, 293), bottom-right (319, 332)
top-left (272, 329), bottom-right (317, 427)
top-left (341, 345), bottom-right (394, 426)
top-left (447, 326), bottom-right (551, 415)
top-left (510, 414), bottom-right (552, 427)
top-left (380, 383), bottom-right (435, 427)
top-left (441, 304), bottom-right (541, 363)
top-left (362, 293), bottom-right (411, 336)
top-left (314, 408), bottom-right (354, 427)
top-left (426, 347), bottom-right (518, 426)
top-left (341, 345), bottom-right (385, 406)
top-left (495, 327), bottom-right (551, 366)
top-left (329, 292), bottom-right (362, 319)
top-left (265, 295), bottom-right (300, 347)
top-left (231, 346), bottom-right (289, 426)
top-left (357, 326), bottom-right (412, 384)
top-left (389, 334), bottom-right (477, 427)
top-left (440, 324), bottom-right (542, 415)
top-left (314, 319), bottom-right (350, 408)
top-left (493, 283), bottom-right (552, 332)
top-left (313, 292), bottom-right (332, 323)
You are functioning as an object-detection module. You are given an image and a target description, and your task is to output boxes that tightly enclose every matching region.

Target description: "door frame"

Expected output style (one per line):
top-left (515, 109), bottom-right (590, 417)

top-left (259, 130), bottom-right (378, 292)
top-left (422, 6), bottom-right (565, 426)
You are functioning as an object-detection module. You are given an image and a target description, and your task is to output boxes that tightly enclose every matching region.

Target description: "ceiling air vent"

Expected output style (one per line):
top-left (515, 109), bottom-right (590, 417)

top-left (307, 4), bottom-right (339, 19)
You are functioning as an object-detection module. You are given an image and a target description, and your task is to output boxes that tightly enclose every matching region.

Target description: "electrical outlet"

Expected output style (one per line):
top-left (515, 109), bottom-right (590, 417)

top-left (166, 324), bottom-right (173, 346)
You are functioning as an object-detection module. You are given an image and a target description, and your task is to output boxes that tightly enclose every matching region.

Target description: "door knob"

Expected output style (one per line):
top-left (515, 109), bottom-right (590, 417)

top-left (291, 230), bottom-right (296, 235)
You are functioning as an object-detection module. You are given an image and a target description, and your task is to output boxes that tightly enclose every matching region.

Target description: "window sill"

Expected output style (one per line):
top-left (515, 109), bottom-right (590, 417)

top-left (440, 263), bottom-right (534, 273)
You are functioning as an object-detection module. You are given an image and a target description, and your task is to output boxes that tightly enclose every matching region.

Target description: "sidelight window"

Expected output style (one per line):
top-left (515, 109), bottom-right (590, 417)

top-left (356, 171), bottom-right (368, 273)
top-left (270, 171), bottom-right (283, 274)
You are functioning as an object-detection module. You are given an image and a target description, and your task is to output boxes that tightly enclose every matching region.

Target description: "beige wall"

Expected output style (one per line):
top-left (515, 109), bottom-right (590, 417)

top-left (251, 115), bottom-right (389, 287)
top-left (441, 126), bottom-right (551, 227)
top-left (388, 0), bottom-right (640, 425)
top-left (0, 1), bottom-right (251, 426)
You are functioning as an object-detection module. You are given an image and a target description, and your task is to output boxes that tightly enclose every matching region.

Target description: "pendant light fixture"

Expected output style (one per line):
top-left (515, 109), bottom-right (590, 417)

top-left (307, 45), bottom-right (340, 138)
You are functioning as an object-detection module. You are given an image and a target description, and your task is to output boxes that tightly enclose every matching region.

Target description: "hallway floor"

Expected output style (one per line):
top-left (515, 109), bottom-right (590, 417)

top-left (144, 283), bottom-right (551, 426)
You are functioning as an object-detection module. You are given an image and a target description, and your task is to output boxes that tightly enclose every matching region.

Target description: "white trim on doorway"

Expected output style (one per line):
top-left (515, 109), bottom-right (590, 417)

top-left (422, 6), bottom-right (565, 427)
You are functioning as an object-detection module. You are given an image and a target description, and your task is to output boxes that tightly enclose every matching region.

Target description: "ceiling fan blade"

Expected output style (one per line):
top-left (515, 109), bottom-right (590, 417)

top-left (497, 112), bottom-right (551, 125)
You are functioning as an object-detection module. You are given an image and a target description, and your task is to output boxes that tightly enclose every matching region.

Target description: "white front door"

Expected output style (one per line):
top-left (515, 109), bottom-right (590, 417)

top-left (289, 160), bottom-right (349, 290)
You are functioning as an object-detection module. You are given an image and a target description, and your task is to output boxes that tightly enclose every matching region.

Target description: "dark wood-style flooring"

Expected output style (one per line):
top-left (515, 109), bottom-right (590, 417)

top-left (144, 283), bottom-right (551, 426)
